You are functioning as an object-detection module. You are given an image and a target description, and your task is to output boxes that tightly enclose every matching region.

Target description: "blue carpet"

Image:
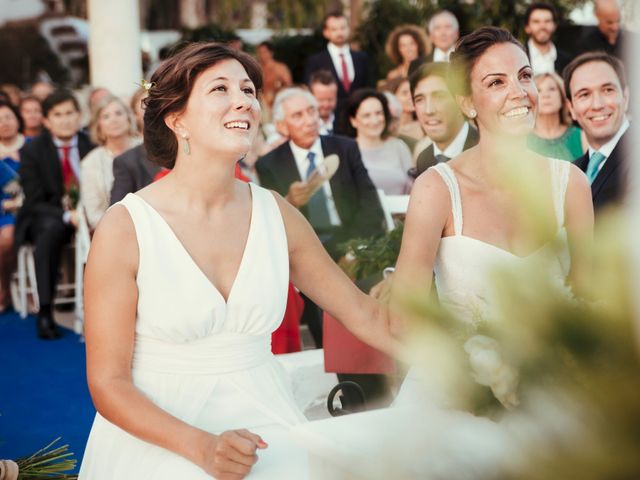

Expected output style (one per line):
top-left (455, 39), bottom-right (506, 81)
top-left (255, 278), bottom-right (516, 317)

top-left (0, 311), bottom-right (95, 469)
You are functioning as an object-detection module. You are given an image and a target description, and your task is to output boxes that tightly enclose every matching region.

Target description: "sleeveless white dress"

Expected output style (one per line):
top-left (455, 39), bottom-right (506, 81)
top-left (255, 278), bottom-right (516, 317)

top-left (79, 183), bottom-right (309, 479)
top-left (395, 159), bottom-right (571, 403)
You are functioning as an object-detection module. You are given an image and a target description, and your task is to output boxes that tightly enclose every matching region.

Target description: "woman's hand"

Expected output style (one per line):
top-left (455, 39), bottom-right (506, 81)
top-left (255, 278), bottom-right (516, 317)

top-left (199, 429), bottom-right (268, 480)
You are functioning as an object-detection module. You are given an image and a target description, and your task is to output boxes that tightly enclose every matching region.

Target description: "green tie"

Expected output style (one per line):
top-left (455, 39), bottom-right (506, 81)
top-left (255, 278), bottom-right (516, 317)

top-left (586, 151), bottom-right (606, 184)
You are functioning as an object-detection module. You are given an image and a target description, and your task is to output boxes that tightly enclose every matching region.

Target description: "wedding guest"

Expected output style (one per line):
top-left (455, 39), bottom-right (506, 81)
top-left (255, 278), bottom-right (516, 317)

top-left (409, 10), bottom-right (460, 74)
top-left (19, 96), bottom-right (44, 141)
top-left (256, 41), bottom-right (292, 111)
top-left (0, 84), bottom-right (21, 106)
top-left (389, 27), bottom-right (593, 403)
top-left (87, 87), bottom-right (110, 113)
top-left (578, 0), bottom-right (627, 60)
top-left (410, 62), bottom-right (478, 177)
top-left (523, 2), bottom-right (572, 75)
top-left (528, 72), bottom-right (585, 161)
top-left (385, 24), bottom-right (430, 81)
top-left (81, 94), bottom-right (139, 230)
top-left (309, 70), bottom-right (338, 135)
top-left (79, 42), bottom-right (397, 479)
top-left (346, 89), bottom-right (412, 195)
top-left (564, 50), bottom-right (630, 215)
top-left (129, 87), bottom-right (147, 135)
top-left (30, 81), bottom-right (54, 102)
top-left (0, 101), bottom-right (25, 311)
top-left (385, 76), bottom-right (424, 141)
top-left (16, 90), bottom-right (94, 339)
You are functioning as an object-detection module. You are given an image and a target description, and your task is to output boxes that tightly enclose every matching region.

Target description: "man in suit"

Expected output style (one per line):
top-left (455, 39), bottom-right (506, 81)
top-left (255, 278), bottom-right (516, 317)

top-left (17, 90), bottom-right (94, 339)
top-left (304, 11), bottom-right (372, 133)
top-left (408, 10), bottom-right (460, 75)
top-left (256, 87), bottom-right (385, 347)
top-left (410, 63), bottom-right (479, 177)
top-left (564, 51), bottom-right (630, 215)
top-left (110, 143), bottom-right (161, 204)
top-left (309, 70), bottom-right (338, 136)
top-left (578, 0), bottom-right (628, 60)
top-left (524, 2), bottom-right (572, 75)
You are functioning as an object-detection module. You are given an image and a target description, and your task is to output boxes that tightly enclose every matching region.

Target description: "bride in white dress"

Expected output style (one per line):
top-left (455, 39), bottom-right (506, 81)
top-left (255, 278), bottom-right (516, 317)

top-left (392, 27), bottom-right (594, 403)
top-left (79, 43), bottom-right (397, 479)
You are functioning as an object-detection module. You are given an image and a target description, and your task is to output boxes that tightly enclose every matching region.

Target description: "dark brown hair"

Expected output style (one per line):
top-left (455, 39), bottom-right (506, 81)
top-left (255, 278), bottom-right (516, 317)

top-left (322, 11), bottom-right (347, 30)
top-left (309, 69), bottom-right (337, 87)
top-left (562, 50), bottom-right (627, 101)
top-left (384, 24), bottom-right (431, 66)
top-left (448, 26), bottom-right (526, 97)
top-left (409, 62), bottom-right (450, 98)
top-left (0, 100), bottom-right (24, 133)
top-left (524, 2), bottom-right (558, 25)
top-left (345, 88), bottom-right (391, 139)
top-left (143, 42), bottom-right (262, 168)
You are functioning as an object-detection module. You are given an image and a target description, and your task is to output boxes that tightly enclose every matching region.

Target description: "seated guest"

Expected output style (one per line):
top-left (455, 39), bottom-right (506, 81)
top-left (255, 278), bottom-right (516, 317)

top-left (256, 87), bottom-right (385, 347)
top-left (528, 72), bottom-right (585, 161)
top-left (110, 143), bottom-right (161, 205)
top-left (0, 101), bottom-right (25, 311)
top-left (0, 84), bottom-right (21, 107)
top-left (30, 81), bottom-right (54, 103)
top-left (310, 70), bottom-right (338, 135)
top-left (564, 51), bottom-right (630, 216)
top-left (385, 24), bottom-right (430, 81)
top-left (411, 62), bottom-right (478, 177)
top-left (17, 90), bottom-right (94, 339)
top-left (19, 96), bottom-right (44, 141)
top-left (409, 10), bottom-right (460, 74)
top-left (81, 94), bottom-right (139, 230)
top-left (346, 89), bottom-right (412, 195)
top-left (385, 76), bottom-right (424, 141)
top-left (579, 0), bottom-right (627, 59)
top-left (523, 2), bottom-right (571, 75)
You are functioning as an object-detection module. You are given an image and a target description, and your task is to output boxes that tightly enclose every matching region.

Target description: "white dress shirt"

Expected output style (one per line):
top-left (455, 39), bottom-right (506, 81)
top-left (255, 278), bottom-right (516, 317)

top-left (433, 122), bottom-right (469, 159)
top-left (289, 138), bottom-right (341, 226)
top-left (528, 39), bottom-right (557, 75)
top-left (319, 113), bottom-right (335, 135)
top-left (433, 47), bottom-right (455, 62)
top-left (327, 42), bottom-right (354, 84)
top-left (587, 118), bottom-right (629, 174)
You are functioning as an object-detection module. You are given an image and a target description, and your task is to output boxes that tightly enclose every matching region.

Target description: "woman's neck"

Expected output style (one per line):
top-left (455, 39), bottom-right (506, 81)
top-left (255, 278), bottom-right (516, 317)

top-left (533, 113), bottom-right (567, 139)
top-left (104, 135), bottom-right (133, 157)
top-left (0, 135), bottom-right (19, 148)
top-left (357, 134), bottom-right (384, 150)
top-left (23, 127), bottom-right (41, 138)
top-left (476, 132), bottom-right (531, 183)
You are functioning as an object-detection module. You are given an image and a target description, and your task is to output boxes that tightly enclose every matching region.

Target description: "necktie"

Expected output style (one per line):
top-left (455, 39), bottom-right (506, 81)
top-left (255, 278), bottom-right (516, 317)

top-left (60, 145), bottom-right (77, 189)
top-left (586, 151), bottom-right (606, 184)
top-left (435, 154), bottom-right (450, 164)
top-left (339, 53), bottom-right (351, 92)
top-left (305, 152), bottom-right (332, 229)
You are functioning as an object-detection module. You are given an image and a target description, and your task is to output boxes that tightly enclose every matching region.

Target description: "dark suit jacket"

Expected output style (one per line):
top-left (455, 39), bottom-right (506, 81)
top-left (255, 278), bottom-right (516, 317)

top-left (574, 129), bottom-right (630, 214)
top-left (408, 53), bottom-right (434, 76)
top-left (255, 135), bottom-right (385, 255)
top-left (578, 27), bottom-right (628, 59)
top-left (304, 48), bottom-right (372, 101)
top-left (110, 143), bottom-right (161, 204)
top-left (414, 124), bottom-right (480, 176)
top-left (524, 42), bottom-right (572, 75)
top-left (16, 130), bottom-right (94, 246)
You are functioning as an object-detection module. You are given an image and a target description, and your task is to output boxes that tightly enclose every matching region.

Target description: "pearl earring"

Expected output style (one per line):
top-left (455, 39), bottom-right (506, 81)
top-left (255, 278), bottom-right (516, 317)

top-left (181, 133), bottom-right (190, 155)
top-left (469, 109), bottom-right (477, 118)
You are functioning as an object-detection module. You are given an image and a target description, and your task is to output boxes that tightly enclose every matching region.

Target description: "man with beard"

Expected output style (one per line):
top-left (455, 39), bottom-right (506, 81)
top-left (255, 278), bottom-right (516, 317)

top-left (523, 2), bottom-right (572, 75)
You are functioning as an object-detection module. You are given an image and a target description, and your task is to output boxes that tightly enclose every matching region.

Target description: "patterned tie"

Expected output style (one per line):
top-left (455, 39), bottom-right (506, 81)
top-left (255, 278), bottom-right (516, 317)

top-left (60, 145), bottom-right (77, 189)
top-left (339, 53), bottom-right (351, 92)
top-left (435, 154), bottom-right (450, 164)
top-left (586, 151), bottom-right (606, 184)
top-left (305, 152), bottom-right (332, 229)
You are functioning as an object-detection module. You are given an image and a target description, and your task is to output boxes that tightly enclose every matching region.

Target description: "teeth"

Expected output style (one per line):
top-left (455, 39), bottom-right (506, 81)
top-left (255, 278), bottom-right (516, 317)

top-left (504, 107), bottom-right (529, 118)
top-left (224, 121), bottom-right (249, 130)
top-left (592, 115), bottom-right (609, 121)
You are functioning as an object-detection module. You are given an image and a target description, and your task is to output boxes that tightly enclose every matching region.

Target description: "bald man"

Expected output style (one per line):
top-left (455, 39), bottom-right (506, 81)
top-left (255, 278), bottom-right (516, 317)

top-left (579, 0), bottom-right (628, 59)
top-left (408, 10), bottom-right (460, 75)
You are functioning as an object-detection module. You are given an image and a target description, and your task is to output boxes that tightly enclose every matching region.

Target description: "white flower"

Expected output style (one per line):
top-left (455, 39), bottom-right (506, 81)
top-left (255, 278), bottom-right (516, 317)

top-left (464, 335), bottom-right (519, 409)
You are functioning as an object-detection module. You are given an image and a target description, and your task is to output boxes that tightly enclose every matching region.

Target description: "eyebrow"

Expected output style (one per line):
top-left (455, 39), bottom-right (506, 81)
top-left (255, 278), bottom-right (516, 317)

top-left (205, 76), bottom-right (252, 85)
top-left (481, 66), bottom-right (532, 82)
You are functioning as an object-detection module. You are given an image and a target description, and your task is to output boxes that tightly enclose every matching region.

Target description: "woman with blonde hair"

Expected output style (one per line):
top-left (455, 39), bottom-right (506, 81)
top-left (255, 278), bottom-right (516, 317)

top-left (527, 72), bottom-right (586, 161)
top-left (385, 24), bottom-right (431, 81)
top-left (81, 94), bottom-right (139, 230)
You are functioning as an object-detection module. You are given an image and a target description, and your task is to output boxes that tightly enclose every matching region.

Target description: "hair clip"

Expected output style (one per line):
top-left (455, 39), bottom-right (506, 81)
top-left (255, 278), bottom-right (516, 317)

top-left (138, 79), bottom-right (156, 92)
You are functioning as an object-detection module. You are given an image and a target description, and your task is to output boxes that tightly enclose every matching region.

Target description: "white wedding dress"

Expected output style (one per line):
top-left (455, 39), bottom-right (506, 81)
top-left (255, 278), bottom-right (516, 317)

top-left (395, 159), bottom-right (571, 403)
top-left (79, 183), bottom-right (309, 479)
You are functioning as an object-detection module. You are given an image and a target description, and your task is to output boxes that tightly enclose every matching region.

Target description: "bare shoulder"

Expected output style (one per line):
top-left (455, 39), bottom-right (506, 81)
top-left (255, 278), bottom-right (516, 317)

top-left (89, 204), bottom-right (138, 272)
top-left (408, 167), bottom-right (452, 224)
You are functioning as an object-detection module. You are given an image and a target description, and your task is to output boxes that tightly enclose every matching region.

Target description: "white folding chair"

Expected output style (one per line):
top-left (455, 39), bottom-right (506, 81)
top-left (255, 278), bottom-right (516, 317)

top-left (73, 204), bottom-right (91, 334)
top-left (376, 189), bottom-right (410, 232)
top-left (10, 245), bottom-right (39, 319)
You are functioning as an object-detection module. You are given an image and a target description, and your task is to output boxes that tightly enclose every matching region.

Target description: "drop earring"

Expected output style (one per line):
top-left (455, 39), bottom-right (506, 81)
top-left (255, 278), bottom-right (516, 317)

top-left (181, 133), bottom-right (190, 155)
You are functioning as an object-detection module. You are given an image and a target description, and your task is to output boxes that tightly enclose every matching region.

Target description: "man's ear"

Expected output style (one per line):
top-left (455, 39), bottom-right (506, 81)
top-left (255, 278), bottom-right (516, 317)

top-left (623, 86), bottom-right (630, 113)
top-left (566, 98), bottom-right (577, 122)
top-left (276, 120), bottom-right (290, 138)
top-left (42, 117), bottom-right (51, 131)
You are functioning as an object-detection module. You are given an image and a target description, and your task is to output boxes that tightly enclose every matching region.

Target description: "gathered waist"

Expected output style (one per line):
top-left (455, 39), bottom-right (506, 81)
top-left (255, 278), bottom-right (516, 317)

top-left (132, 333), bottom-right (272, 375)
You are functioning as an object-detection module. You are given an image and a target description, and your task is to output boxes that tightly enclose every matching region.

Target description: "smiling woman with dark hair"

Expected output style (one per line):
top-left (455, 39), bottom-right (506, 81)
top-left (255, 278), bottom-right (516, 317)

top-left (80, 42), bottom-right (398, 479)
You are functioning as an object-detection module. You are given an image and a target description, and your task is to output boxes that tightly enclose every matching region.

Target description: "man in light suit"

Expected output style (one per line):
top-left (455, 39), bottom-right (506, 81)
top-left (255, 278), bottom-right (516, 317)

top-left (256, 87), bottom-right (385, 347)
top-left (304, 11), bottom-right (372, 134)
top-left (564, 51), bottom-right (631, 216)
top-left (410, 62), bottom-right (479, 177)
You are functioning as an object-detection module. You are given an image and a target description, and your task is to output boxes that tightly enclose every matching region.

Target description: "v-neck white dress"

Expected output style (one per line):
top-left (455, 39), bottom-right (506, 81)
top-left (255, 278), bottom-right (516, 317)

top-left (79, 183), bottom-right (308, 479)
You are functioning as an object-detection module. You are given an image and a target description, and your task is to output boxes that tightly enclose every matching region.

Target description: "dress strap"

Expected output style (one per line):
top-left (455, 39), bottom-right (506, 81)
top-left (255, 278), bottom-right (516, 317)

top-left (548, 158), bottom-right (570, 229)
top-left (431, 163), bottom-right (463, 235)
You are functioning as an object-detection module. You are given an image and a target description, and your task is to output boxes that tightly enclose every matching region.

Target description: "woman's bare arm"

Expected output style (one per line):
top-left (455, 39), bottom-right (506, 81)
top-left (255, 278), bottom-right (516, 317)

top-left (84, 206), bottom-right (263, 478)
